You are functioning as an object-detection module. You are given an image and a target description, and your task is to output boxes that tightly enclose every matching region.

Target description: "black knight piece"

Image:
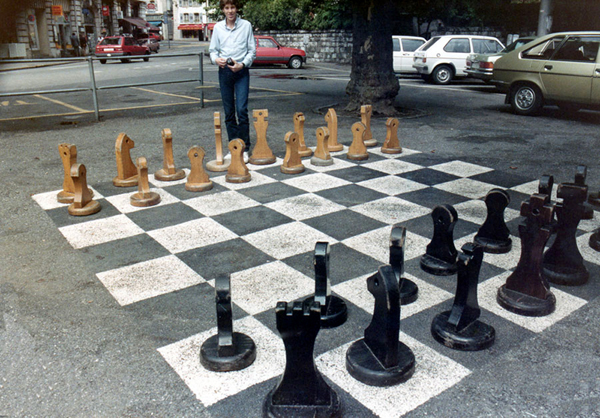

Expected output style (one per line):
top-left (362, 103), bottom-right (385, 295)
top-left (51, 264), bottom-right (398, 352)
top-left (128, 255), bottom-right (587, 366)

top-left (431, 243), bottom-right (495, 351)
top-left (200, 276), bottom-right (256, 372)
top-left (474, 189), bottom-right (512, 253)
top-left (346, 265), bottom-right (415, 387)
top-left (389, 225), bottom-right (418, 305)
top-left (420, 205), bottom-right (459, 275)
top-left (264, 301), bottom-right (341, 418)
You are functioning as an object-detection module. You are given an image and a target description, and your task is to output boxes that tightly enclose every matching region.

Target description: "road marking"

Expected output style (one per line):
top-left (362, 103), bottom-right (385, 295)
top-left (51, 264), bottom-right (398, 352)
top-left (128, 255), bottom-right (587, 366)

top-left (400, 80), bottom-right (498, 93)
top-left (1, 101), bottom-right (8, 106)
top-left (130, 87), bottom-right (201, 101)
top-left (16, 100), bottom-right (33, 105)
top-left (34, 94), bottom-right (88, 112)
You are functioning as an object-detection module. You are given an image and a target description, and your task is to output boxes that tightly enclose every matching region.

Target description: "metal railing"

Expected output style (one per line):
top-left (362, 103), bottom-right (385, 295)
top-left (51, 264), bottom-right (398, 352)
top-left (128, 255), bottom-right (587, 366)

top-left (0, 53), bottom-right (204, 121)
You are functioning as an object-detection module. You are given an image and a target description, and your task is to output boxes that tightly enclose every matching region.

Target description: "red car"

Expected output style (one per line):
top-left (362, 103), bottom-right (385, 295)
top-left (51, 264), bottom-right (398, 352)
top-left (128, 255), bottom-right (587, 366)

top-left (254, 35), bottom-right (306, 69)
top-left (95, 36), bottom-right (150, 64)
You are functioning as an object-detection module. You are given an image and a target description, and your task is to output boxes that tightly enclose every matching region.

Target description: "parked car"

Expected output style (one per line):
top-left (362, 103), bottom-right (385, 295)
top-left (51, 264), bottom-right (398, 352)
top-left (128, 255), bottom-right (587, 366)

top-left (465, 36), bottom-right (537, 83)
top-left (139, 38), bottom-right (160, 53)
top-left (413, 35), bottom-right (504, 84)
top-left (254, 35), bottom-right (306, 69)
top-left (393, 35), bottom-right (426, 74)
top-left (493, 32), bottom-right (600, 115)
top-left (95, 35), bottom-right (150, 64)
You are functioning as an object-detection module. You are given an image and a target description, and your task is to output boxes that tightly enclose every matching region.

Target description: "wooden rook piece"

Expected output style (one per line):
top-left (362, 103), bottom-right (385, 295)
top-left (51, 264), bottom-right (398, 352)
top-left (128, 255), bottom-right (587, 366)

top-left (280, 132), bottom-right (305, 175)
top-left (346, 265), bottom-right (415, 387)
top-left (311, 127), bottom-right (334, 166)
top-left (431, 243), bottom-right (495, 351)
top-left (360, 104), bottom-right (377, 147)
top-left (303, 242), bottom-right (347, 328)
top-left (389, 225), bottom-right (418, 305)
top-left (473, 189), bottom-right (512, 253)
top-left (420, 205), bottom-right (459, 276)
top-left (226, 139), bottom-right (251, 183)
top-left (113, 133), bottom-right (138, 187)
top-left (68, 163), bottom-right (101, 216)
top-left (497, 194), bottom-right (556, 317)
top-left (206, 112), bottom-right (230, 172)
top-left (263, 301), bottom-right (341, 418)
top-left (294, 112), bottom-right (313, 157)
top-left (381, 118), bottom-right (402, 154)
top-left (249, 109), bottom-right (276, 165)
top-left (347, 122), bottom-right (369, 161)
top-left (186, 146), bottom-right (213, 192)
top-left (200, 276), bottom-right (256, 372)
top-left (590, 228), bottom-right (600, 252)
top-left (542, 181), bottom-right (589, 286)
top-left (155, 128), bottom-right (185, 181)
top-left (130, 157), bottom-right (161, 207)
top-left (574, 165), bottom-right (594, 220)
top-left (324, 108), bottom-right (343, 152)
top-left (58, 143), bottom-right (93, 203)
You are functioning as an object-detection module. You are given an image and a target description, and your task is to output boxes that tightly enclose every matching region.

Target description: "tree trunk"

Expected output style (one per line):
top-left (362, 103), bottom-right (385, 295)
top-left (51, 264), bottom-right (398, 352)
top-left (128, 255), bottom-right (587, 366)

top-left (345, 0), bottom-right (399, 115)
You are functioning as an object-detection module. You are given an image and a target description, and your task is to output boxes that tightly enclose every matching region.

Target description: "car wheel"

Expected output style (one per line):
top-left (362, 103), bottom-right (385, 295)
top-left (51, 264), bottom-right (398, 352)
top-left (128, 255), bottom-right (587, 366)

top-left (432, 65), bottom-right (453, 85)
top-left (510, 83), bottom-right (543, 116)
top-left (99, 59), bottom-right (107, 64)
top-left (143, 52), bottom-right (150, 62)
top-left (120, 54), bottom-right (130, 63)
top-left (288, 56), bottom-right (303, 69)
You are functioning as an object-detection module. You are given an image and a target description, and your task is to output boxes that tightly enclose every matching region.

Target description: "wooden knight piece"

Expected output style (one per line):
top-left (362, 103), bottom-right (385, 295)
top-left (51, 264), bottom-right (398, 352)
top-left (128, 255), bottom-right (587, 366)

top-left (361, 104), bottom-right (377, 147)
top-left (324, 108), bottom-right (343, 152)
top-left (226, 139), bottom-right (251, 183)
top-left (130, 157), bottom-right (161, 207)
top-left (249, 109), bottom-right (276, 165)
top-left (186, 146), bottom-right (213, 192)
top-left (68, 163), bottom-right (101, 216)
top-left (293, 112), bottom-right (313, 157)
top-left (206, 112), bottom-right (229, 172)
top-left (113, 133), bottom-right (138, 187)
top-left (381, 118), bottom-right (402, 154)
top-left (347, 122), bottom-right (368, 161)
top-left (58, 143), bottom-right (92, 203)
top-left (310, 127), bottom-right (333, 166)
top-left (155, 128), bottom-right (185, 181)
top-left (281, 132), bottom-right (305, 175)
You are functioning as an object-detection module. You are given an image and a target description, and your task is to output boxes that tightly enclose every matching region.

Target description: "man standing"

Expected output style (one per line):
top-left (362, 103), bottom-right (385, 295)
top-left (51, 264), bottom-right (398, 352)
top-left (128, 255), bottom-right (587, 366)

top-left (70, 32), bottom-right (80, 57)
top-left (209, 0), bottom-right (256, 162)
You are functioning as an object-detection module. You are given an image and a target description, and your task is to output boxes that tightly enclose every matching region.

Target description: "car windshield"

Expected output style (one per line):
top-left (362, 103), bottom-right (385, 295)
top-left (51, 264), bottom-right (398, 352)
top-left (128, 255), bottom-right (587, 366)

top-left (100, 38), bottom-right (121, 46)
top-left (420, 37), bottom-right (440, 51)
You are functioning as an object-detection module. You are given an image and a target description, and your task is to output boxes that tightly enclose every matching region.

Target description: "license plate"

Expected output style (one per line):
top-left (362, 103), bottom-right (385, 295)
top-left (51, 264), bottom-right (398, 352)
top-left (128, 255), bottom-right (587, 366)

top-left (472, 62), bottom-right (479, 69)
top-left (104, 48), bottom-right (114, 52)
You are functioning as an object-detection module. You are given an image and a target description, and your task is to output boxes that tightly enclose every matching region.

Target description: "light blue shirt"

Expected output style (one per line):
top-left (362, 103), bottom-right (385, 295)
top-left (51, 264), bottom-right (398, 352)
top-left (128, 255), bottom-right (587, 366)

top-left (209, 16), bottom-right (256, 68)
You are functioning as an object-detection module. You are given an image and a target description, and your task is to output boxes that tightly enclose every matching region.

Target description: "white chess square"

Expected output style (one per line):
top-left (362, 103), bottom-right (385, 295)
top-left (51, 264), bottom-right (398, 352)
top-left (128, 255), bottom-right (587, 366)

top-left (361, 158), bottom-right (424, 175)
top-left (58, 214), bottom-right (144, 249)
top-left (578, 215), bottom-right (600, 233)
top-left (510, 180), bottom-right (558, 201)
top-left (211, 171), bottom-right (277, 190)
top-left (281, 173), bottom-right (351, 193)
top-left (350, 196), bottom-right (431, 225)
top-left (358, 175), bottom-right (428, 196)
top-left (578, 233), bottom-right (600, 265)
top-left (104, 188), bottom-right (180, 213)
top-left (342, 227), bottom-right (430, 264)
top-left (305, 156), bottom-right (356, 172)
top-left (434, 178), bottom-right (499, 200)
top-left (430, 160), bottom-right (493, 177)
top-left (368, 147), bottom-right (422, 158)
top-left (32, 187), bottom-right (104, 211)
top-left (183, 190), bottom-right (260, 216)
top-left (265, 193), bottom-right (346, 221)
top-left (454, 198), bottom-right (521, 225)
top-left (454, 232), bottom-right (521, 271)
top-left (149, 168), bottom-right (190, 187)
top-left (96, 255), bottom-right (205, 306)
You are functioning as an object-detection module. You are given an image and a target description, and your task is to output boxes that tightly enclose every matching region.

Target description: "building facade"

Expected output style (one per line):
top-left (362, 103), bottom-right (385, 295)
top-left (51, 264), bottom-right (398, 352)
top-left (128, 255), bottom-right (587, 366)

top-left (173, 0), bottom-right (212, 41)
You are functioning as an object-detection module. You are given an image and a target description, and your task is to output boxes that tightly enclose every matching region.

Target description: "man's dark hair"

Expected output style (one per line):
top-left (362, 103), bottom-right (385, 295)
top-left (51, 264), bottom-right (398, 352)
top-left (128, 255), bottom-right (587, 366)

top-left (220, 0), bottom-right (239, 9)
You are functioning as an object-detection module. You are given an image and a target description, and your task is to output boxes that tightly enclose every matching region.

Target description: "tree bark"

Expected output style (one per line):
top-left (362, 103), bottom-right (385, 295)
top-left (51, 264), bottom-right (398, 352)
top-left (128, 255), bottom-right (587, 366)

top-left (345, 0), bottom-right (399, 115)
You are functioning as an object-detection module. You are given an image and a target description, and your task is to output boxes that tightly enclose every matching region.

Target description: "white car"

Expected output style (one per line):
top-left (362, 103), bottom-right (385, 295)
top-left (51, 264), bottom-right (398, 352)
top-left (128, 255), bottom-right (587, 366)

top-left (413, 35), bottom-right (504, 84)
top-left (393, 35), bottom-right (426, 74)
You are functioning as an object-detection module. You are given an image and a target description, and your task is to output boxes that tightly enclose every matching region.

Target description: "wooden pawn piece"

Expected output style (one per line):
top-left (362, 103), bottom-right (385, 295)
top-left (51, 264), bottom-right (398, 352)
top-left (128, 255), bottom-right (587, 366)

top-left (58, 143), bottom-right (93, 203)
top-left (113, 133), bottom-right (138, 187)
top-left (68, 163), bottom-right (101, 216)
top-left (294, 112), bottom-right (313, 157)
top-left (249, 109), bottom-right (276, 165)
top-left (155, 128), bottom-right (186, 181)
top-left (226, 139), bottom-right (251, 183)
top-left (130, 157), bottom-right (161, 207)
top-left (281, 132), bottom-right (305, 175)
top-left (324, 108), bottom-right (343, 152)
top-left (347, 122), bottom-right (369, 161)
top-left (206, 112), bottom-right (229, 172)
top-left (310, 126), bottom-right (333, 166)
top-left (361, 104), bottom-right (377, 147)
top-left (381, 118), bottom-right (403, 154)
top-left (186, 146), bottom-right (213, 192)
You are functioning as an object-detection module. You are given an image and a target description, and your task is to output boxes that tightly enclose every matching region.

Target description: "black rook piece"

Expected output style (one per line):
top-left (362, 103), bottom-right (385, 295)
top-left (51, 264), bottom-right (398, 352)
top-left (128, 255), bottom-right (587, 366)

top-left (574, 165), bottom-right (594, 220)
top-left (420, 205), bottom-right (459, 275)
top-left (304, 242), bottom-right (347, 328)
top-left (474, 189), bottom-right (512, 254)
top-left (346, 265), bottom-right (415, 387)
top-left (200, 276), bottom-right (256, 372)
top-left (542, 181), bottom-right (590, 286)
top-left (264, 301), bottom-right (341, 418)
top-left (389, 225), bottom-right (418, 305)
top-left (431, 243), bottom-right (495, 351)
top-left (497, 194), bottom-right (556, 317)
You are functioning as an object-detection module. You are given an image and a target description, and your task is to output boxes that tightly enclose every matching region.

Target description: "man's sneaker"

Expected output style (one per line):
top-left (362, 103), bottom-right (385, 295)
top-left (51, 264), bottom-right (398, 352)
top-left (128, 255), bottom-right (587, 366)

top-left (243, 151), bottom-right (249, 163)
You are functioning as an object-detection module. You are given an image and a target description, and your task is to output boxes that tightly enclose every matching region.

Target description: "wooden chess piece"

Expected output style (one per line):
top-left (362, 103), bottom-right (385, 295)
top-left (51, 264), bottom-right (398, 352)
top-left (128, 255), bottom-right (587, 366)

top-left (310, 127), bottom-right (333, 166)
top-left (294, 112), bottom-right (313, 157)
top-left (249, 109), bottom-right (276, 165)
top-left (130, 157), bottom-right (161, 207)
top-left (281, 132), bottom-right (305, 175)
top-left (57, 143), bottom-right (93, 203)
top-left (381, 118), bottom-right (402, 154)
top-left (113, 133), bottom-right (138, 187)
top-left (206, 112), bottom-right (230, 172)
top-left (68, 163), bottom-right (101, 216)
top-left (347, 121), bottom-right (368, 161)
top-left (324, 108), bottom-right (343, 152)
top-left (361, 104), bottom-right (377, 147)
top-left (186, 146), bottom-right (213, 192)
top-left (155, 128), bottom-right (185, 181)
top-left (226, 139), bottom-right (251, 183)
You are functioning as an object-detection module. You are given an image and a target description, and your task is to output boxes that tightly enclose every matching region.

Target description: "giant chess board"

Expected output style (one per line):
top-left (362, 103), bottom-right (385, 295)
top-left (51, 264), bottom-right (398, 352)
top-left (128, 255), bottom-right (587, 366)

top-left (32, 146), bottom-right (600, 417)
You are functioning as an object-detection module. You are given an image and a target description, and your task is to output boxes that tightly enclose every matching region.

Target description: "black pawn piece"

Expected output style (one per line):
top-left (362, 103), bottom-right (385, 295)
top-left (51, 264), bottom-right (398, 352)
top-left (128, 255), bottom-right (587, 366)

top-left (420, 205), bottom-right (459, 275)
top-left (200, 276), bottom-right (256, 372)
top-left (346, 265), bottom-right (415, 387)
top-left (590, 228), bottom-right (600, 252)
top-left (304, 242), bottom-right (347, 328)
top-left (264, 301), bottom-right (341, 418)
top-left (474, 189), bottom-right (512, 254)
top-left (431, 243), bottom-right (495, 351)
top-left (543, 182), bottom-right (590, 286)
top-left (574, 165), bottom-right (594, 220)
top-left (389, 225), bottom-right (418, 305)
top-left (497, 194), bottom-right (556, 317)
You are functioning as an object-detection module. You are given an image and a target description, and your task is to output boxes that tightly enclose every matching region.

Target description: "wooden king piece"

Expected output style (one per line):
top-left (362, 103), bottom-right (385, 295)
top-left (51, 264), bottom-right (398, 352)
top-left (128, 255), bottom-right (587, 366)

top-left (249, 109), bottom-right (276, 165)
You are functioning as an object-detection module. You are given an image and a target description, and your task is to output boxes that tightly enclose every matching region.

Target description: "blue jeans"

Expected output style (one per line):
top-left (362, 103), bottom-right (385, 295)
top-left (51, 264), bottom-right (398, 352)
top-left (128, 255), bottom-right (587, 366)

top-left (218, 67), bottom-right (250, 151)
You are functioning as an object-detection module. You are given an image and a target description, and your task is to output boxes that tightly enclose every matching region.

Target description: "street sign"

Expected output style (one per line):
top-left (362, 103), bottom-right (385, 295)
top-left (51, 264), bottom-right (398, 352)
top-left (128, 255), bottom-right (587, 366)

top-left (51, 5), bottom-right (63, 16)
top-left (102, 5), bottom-right (110, 16)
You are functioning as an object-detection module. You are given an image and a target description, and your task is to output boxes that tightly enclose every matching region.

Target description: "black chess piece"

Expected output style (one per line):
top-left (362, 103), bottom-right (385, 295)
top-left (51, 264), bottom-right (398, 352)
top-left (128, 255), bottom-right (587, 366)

top-left (431, 243), bottom-right (495, 351)
top-left (389, 225), bottom-right (418, 305)
top-left (542, 181), bottom-right (590, 286)
top-left (574, 165), bottom-right (594, 220)
top-left (264, 301), bottom-right (342, 418)
top-left (420, 205), bottom-right (459, 276)
top-left (590, 228), bottom-right (600, 252)
top-left (200, 276), bottom-right (256, 372)
top-left (345, 265), bottom-right (415, 387)
top-left (303, 242), bottom-right (348, 328)
top-left (538, 174), bottom-right (554, 196)
top-left (474, 189), bottom-right (512, 254)
top-left (497, 194), bottom-right (556, 317)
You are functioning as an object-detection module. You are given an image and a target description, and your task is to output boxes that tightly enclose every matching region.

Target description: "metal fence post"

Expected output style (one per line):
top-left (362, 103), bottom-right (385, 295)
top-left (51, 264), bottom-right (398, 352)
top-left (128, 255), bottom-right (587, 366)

top-left (199, 53), bottom-right (204, 108)
top-left (87, 56), bottom-right (100, 121)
